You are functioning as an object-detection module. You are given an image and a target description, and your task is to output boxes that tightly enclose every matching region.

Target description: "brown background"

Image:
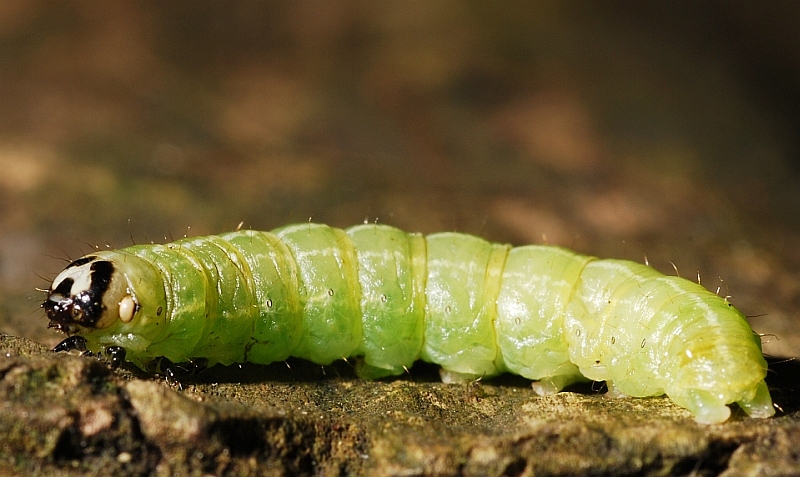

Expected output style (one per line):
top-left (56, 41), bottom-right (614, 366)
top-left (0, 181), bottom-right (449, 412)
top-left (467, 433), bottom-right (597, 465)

top-left (1, 1), bottom-right (799, 362)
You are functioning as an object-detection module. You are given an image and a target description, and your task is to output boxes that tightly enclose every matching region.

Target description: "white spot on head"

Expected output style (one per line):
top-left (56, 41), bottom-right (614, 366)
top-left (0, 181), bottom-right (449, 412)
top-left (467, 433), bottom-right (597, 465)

top-left (52, 264), bottom-right (94, 296)
top-left (118, 295), bottom-right (136, 323)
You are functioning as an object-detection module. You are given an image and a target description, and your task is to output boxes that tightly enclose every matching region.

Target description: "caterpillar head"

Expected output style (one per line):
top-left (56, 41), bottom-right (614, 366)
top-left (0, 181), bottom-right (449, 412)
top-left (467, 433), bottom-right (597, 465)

top-left (42, 256), bottom-right (138, 334)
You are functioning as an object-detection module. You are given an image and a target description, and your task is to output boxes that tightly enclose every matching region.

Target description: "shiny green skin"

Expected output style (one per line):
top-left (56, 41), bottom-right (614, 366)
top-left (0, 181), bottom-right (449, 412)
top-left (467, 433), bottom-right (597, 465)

top-left (74, 223), bottom-right (773, 424)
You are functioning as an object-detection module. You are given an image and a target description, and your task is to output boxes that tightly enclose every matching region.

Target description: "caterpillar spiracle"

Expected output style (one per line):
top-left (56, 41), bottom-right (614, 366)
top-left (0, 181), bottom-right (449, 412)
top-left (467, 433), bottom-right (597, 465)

top-left (42, 223), bottom-right (774, 424)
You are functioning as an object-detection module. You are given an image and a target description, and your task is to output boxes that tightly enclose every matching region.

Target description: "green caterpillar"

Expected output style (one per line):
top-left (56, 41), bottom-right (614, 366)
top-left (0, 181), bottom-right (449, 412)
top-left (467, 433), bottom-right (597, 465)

top-left (43, 223), bottom-right (774, 424)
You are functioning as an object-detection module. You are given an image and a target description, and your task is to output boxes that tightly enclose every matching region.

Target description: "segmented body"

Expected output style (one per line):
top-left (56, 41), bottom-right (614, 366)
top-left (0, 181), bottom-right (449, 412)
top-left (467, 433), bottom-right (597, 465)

top-left (43, 223), bottom-right (774, 424)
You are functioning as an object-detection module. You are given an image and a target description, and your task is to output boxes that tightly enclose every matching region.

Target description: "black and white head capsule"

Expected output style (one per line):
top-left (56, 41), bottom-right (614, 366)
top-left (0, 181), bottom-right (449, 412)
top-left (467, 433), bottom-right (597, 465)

top-left (42, 256), bottom-right (138, 333)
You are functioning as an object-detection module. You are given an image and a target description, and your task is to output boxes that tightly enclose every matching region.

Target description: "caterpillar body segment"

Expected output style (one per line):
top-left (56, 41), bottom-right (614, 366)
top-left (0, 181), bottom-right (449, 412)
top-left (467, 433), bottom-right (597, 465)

top-left (347, 225), bottom-right (427, 379)
top-left (42, 223), bottom-right (774, 424)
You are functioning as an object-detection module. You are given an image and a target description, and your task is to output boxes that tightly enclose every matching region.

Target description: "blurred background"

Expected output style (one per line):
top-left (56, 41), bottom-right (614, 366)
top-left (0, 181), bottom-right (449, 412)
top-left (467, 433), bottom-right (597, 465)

top-left (0, 1), bottom-right (798, 358)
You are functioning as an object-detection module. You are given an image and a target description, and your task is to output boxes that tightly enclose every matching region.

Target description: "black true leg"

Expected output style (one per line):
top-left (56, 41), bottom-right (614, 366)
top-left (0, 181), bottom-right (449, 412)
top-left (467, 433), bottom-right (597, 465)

top-left (52, 335), bottom-right (87, 353)
top-left (145, 357), bottom-right (209, 388)
top-left (53, 336), bottom-right (128, 369)
top-left (164, 359), bottom-right (209, 388)
top-left (145, 356), bottom-right (171, 374)
top-left (104, 346), bottom-right (127, 369)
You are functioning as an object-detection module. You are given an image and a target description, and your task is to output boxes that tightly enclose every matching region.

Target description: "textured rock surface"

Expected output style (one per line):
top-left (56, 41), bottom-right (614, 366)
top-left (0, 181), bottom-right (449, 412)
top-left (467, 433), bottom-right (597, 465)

top-left (1, 333), bottom-right (797, 476)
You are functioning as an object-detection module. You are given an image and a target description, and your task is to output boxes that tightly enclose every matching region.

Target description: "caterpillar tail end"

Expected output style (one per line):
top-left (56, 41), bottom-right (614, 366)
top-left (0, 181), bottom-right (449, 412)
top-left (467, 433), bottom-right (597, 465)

top-left (673, 380), bottom-right (775, 425)
top-left (736, 381), bottom-right (775, 420)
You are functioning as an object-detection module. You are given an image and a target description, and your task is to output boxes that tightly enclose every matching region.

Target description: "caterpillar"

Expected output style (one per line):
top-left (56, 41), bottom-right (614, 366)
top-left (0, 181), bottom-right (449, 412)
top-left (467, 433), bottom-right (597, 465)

top-left (42, 223), bottom-right (774, 424)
